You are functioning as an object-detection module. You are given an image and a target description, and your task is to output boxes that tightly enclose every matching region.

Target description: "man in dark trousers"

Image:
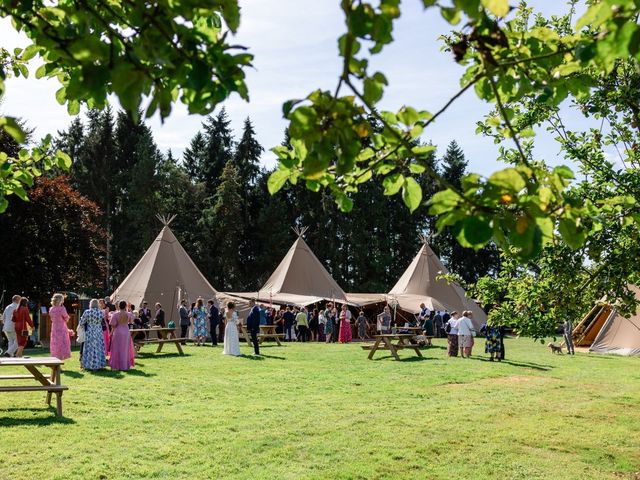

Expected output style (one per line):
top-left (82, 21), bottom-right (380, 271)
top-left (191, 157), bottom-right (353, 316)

top-left (246, 299), bottom-right (260, 355)
top-left (283, 306), bottom-right (295, 342)
top-left (139, 301), bottom-right (151, 326)
top-left (207, 299), bottom-right (220, 346)
top-left (178, 300), bottom-right (190, 344)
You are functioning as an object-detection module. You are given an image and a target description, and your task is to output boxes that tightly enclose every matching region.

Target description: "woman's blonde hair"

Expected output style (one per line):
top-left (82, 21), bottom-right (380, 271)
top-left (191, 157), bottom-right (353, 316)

top-left (51, 293), bottom-right (64, 307)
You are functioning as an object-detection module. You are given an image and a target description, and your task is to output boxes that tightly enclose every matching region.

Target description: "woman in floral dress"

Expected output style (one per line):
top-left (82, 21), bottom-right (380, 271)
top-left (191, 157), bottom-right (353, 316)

top-left (192, 297), bottom-right (209, 346)
top-left (485, 324), bottom-right (505, 361)
top-left (338, 304), bottom-right (352, 343)
top-left (79, 299), bottom-right (106, 370)
top-left (49, 293), bottom-right (72, 360)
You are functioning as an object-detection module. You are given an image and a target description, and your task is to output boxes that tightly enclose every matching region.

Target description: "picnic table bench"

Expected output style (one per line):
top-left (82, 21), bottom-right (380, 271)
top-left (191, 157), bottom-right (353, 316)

top-left (240, 325), bottom-right (286, 346)
top-left (129, 328), bottom-right (185, 355)
top-left (0, 357), bottom-right (68, 416)
top-left (362, 334), bottom-right (423, 360)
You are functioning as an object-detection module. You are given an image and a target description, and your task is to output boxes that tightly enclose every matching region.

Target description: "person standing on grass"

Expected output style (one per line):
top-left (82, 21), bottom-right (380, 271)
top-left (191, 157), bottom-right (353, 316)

top-left (154, 303), bottom-right (166, 333)
top-left (456, 311), bottom-right (474, 358)
top-left (12, 297), bottom-right (34, 358)
top-left (309, 308), bottom-right (319, 342)
top-left (323, 303), bottom-right (334, 343)
top-left (356, 311), bottom-right (368, 341)
top-left (246, 299), bottom-right (261, 355)
top-left (446, 311), bottom-right (459, 357)
top-left (378, 305), bottom-right (392, 335)
top-left (139, 301), bottom-right (151, 327)
top-left (485, 323), bottom-right (504, 362)
top-left (563, 319), bottom-right (575, 355)
top-left (283, 306), bottom-right (295, 342)
top-left (178, 300), bottom-right (190, 344)
top-left (49, 293), bottom-right (72, 360)
top-left (109, 301), bottom-right (135, 371)
top-left (2, 295), bottom-right (21, 357)
top-left (223, 301), bottom-right (241, 356)
top-left (98, 298), bottom-right (111, 356)
top-left (208, 299), bottom-right (220, 346)
top-left (192, 298), bottom-right (208, 347)
top-left (79, 299), bottom-right (107, 370)
top-left (441, 311), bottom-right (451, 338)
top-left (338, 304), bottom-right (352, 343)
top-left (318, 309), bottom-right (326, 342)
top-left (296, 306), bottom-right (309, 342)
top-left (434, 311), bottom-right (443, 338)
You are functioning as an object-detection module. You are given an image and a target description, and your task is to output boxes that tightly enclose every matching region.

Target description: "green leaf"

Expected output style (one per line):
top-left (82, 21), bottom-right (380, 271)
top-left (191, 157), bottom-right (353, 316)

top-left (428, 189), bottom-right (461, 215)
top-left (488, 168), bottom-right (526, 193)
top-left (440, 7), bottom-right (461, 25)
top-left (21, 44), bottom-right (40, 61)
top-left (383, 173), bottom-right (404, 196)
top-left (363, 76), bottom-right (384, 104)
top-left (481, 0), bottom-right (509, 17)
top-left (402, 177), bottom-right (423, 212)
top-left (0, 117), bottom-right (26, 143)
top-left (455, 216), bottom-right (493, 248)
top-left (267, 169), bottom-right (290, 194)
top-left (336, 193), bottom-right (354, 212)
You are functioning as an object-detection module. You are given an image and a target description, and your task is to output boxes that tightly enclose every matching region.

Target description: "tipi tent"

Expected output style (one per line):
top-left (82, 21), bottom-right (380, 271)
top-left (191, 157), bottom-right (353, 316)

top-left (233, 227), bottom-right (349, 307)
top-left (387, 239), bottom-right (487, 329)
top-left (573, 285), bottom-right (640, 356)
top-left (111, 216), bottom-right (219, 323)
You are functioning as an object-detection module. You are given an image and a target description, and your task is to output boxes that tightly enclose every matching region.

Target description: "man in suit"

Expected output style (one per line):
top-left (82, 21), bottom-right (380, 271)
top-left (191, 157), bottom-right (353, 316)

top-left (246, 299), bottom-right (261, 355)
top-left (207, 299), bottom-right (220, 346)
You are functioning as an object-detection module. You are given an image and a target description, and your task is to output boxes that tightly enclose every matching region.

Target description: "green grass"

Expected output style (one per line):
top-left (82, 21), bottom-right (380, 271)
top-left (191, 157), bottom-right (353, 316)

top-left (0, 338), bottom-right (639, 479)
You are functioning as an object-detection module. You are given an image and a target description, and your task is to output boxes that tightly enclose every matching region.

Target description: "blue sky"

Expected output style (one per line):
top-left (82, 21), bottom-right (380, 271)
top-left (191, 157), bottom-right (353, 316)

top-left (1, 1), bottom-right (589, 175)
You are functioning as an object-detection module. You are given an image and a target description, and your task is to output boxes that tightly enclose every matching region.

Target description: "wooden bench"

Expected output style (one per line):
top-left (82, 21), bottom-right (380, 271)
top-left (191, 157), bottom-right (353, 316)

top-left (0, 357), bottom-right (67, 416)
top-left (135, 338), bottom-right (185, 355)
top-left (365, 334), bottom-right (424, 361)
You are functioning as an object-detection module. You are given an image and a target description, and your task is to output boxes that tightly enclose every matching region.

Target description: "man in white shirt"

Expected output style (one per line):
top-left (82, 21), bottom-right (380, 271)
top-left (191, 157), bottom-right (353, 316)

top-left (456, 310), bottom-right (475, 358)
top-left (2, 295), bottom-right (21, 357)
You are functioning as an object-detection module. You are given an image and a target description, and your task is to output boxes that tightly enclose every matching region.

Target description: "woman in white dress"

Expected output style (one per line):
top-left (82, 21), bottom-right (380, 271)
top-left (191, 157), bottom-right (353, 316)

top-left (223, 301), bottom-right (241, 356)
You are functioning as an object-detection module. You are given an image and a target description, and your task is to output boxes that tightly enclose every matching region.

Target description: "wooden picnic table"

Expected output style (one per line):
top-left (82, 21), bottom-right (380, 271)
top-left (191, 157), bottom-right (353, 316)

top-left (129, 328), bottom-right (185, 355)
top-left (259, 324), bottom-right (285, 346)
top-left (240, 325), bottom-right (285, 346)
top-left (362, 334), bottom-right (423, 361)
top-left (0, 357), bottom-right (68, 416)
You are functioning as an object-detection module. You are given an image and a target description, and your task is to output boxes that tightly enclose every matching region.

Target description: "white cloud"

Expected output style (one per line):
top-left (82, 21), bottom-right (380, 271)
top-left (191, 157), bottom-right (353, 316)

top-left (0, 0), bottom-right (584, 175)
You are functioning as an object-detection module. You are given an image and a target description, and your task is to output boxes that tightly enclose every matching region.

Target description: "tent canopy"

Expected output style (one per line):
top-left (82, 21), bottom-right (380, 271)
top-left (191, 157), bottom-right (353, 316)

top-left (388, 242), bottom-right (487, 329)
top-left (111, 220), bottom-right (219, 322)
top-left (236, 228), bottom-right (349, 307)
top-left (575, 285), bottom-right (640, 356)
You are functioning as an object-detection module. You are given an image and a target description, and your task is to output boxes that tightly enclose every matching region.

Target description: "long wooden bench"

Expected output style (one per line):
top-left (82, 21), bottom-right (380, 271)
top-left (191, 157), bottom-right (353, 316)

top-left (0, 385), bottom-right (68, 393)
top-left (135, 338), bottom-right (185, 355)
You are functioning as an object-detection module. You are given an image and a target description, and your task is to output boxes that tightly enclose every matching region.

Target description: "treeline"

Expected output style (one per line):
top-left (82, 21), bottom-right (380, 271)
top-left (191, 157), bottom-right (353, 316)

top-left (0, 108), bottom-right (499, 298)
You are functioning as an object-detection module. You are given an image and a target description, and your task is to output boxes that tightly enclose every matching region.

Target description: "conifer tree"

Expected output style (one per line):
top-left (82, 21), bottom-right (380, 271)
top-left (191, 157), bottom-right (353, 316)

top-left (201, 108), bottom-right (234, 195)
top-left (182, 132), bottom-right (207, 183)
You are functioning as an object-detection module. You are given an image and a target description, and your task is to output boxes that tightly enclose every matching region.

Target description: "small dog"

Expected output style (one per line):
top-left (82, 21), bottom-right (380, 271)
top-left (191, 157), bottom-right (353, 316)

top-left (547, 343), bottom-right (563, 354)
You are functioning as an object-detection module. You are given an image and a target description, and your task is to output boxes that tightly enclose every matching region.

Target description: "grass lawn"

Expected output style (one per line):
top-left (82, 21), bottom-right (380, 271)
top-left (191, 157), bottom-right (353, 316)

top-left (0, 337), bottom-right (638, 479)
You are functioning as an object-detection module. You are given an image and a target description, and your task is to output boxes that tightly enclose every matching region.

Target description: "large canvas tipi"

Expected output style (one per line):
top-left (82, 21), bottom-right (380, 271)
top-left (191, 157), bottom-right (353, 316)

top-left (388, 239), bottom-right (487, 329)
top-left (573, 285), bottom-right (640, 356)
top-left (110, 216), bottom-right (218, 323)
top-left (235, 227), bottom-right (349, 307)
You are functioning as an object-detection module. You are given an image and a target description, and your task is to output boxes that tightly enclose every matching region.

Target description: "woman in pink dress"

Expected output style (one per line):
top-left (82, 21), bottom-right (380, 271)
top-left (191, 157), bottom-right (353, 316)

top-left (49, 293), bottom-right (72, 360)
top-left (108, 300), bottom-right (135, 371)
top-left (338, 304), bottom-right (352, 343)
top-left (99, 299), bottom-right (111, 356)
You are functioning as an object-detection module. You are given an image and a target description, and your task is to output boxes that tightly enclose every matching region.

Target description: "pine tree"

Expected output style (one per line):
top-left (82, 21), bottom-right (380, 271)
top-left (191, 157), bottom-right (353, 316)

top-left (199, 161), bottom-right (244, 289)
top-left (182, 132), bottom-right (207, 183)
top-left (433, 140), bottom-right (500, 283)
top-left (201, 108), bottom-right (234, 195)
top-left (234, 117), bottom-right (263, 186)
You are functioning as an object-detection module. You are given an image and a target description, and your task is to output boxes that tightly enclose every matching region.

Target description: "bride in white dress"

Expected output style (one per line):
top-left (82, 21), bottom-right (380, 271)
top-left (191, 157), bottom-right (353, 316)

top-left (223, 301), bottom-right (241, 356)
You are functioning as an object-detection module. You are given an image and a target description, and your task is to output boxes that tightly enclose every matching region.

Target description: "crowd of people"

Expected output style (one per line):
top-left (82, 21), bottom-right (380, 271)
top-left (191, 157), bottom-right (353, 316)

top-left (1, 293), bottom-right (507, 365)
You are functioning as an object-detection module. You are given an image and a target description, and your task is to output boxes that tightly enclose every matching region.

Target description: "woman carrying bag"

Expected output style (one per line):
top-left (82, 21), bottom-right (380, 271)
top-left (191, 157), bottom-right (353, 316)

top-left (12, 297), bottom-right (34, 358)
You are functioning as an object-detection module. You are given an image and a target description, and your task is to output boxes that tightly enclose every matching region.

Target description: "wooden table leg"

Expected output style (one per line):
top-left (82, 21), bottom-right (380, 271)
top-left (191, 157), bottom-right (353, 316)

top-left (54, 366), bottom-right (63, 417)
top-left (156, 342), bottom-right (164, 353)
top-left (275, 335), bottom-right (282, 346)
top-left (46, 365), bottom-right (56, 405)
top-left (383, 337), bottom-right (400, 360)
top-left (368, 338), bottom-right (383, 360)
top-left (175, 341), bottom-right (184, 355)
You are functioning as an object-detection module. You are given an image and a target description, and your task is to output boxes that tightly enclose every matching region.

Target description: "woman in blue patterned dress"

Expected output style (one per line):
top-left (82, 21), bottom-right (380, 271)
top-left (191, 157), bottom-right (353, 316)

top-left (192, 297), bottom-right (209, 347)
top-left (79, 299), bottom-right (107, 370)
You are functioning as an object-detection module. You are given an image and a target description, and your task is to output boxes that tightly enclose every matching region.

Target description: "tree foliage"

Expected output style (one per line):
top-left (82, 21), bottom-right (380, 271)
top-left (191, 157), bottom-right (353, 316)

top-left (0, 175), bottom-right (106, 296)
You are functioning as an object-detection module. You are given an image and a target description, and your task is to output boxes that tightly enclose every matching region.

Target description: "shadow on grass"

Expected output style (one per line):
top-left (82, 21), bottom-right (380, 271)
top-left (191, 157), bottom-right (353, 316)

top-left (372, 355), bottom-right (431, 362)
top-left (86, 368), bottom-right (156, 379)
top-left (241, 353), bottom-right (286, 360)
top-left (62, 370), bottom-right (84, 379)
top-left (136, 352), bottom-right (190, 360)
top-left (0, 407), bottom-right (76, 427)
top-left (472, 356), bottom-right (553, 371)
